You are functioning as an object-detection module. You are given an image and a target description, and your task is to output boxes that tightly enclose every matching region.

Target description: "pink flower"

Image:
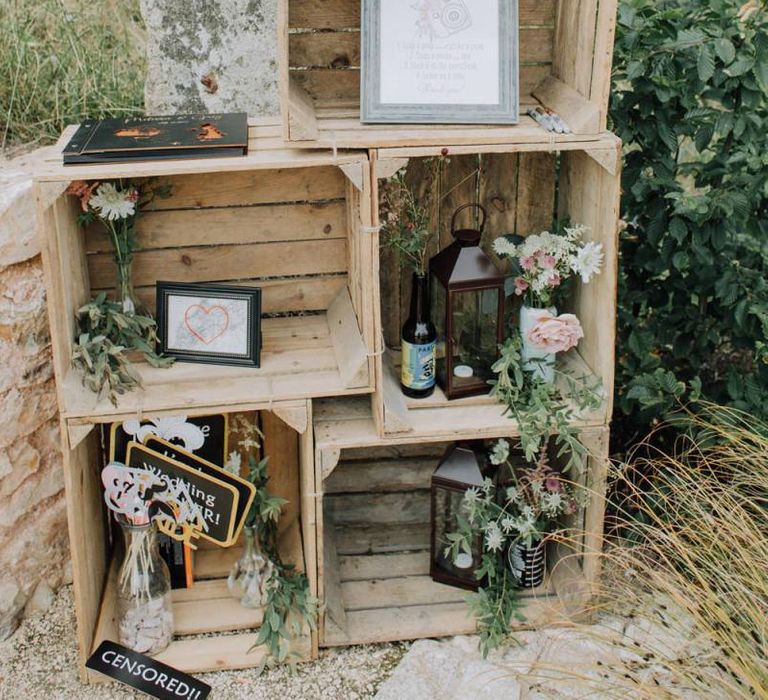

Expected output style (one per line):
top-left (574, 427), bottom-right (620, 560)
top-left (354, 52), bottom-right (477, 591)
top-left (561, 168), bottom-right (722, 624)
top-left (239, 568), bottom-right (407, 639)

top-left (545, 477), bottom-right (562, 493)
top-left (65, 180), bottom-right (98, 211)
top-left (514, 278), bottom-right (529, 296)
top-left (541, 255), bottom-right (556, 269)
top-left (126, 189), bottom-right (139, 203)
top-left (520, 256), bottom-right (536, 271)
top-left (546, 272), bottom-right (562, 288)
top-left (534, 249), bottom-right (545, 259)
top-left (527, 312), bottom-right (584, 354)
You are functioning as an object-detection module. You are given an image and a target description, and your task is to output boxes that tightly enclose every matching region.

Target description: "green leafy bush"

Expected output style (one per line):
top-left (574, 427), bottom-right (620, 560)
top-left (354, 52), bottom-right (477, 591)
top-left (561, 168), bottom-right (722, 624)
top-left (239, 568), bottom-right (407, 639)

top-left (612, 0), bottom-right (768, 440)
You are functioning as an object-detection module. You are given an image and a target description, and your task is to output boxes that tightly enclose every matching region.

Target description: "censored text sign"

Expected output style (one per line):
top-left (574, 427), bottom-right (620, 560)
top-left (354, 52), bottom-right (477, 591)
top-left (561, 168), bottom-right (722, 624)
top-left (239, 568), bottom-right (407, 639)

top-left (86, 640), bottom-right (211, 699)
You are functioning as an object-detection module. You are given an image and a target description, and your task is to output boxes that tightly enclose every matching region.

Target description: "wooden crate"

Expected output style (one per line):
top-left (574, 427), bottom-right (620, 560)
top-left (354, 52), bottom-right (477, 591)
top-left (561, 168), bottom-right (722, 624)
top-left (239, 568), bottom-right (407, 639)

top-left (279, 0), bottom-right (618, 148)
top-left (370, 135), bottom-right (622, 437)
top-left (34, 121), bottom-right (377, 431)
top-left (61, 404), bottom-right (319, 681)
top-left (313, 397), bottom-right (609, 646)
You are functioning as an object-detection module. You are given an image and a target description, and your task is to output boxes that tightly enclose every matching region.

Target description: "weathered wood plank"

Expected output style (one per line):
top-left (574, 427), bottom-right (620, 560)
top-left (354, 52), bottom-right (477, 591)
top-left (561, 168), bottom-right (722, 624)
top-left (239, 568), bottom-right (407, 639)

top-left (339, 551), bottom-right (430, 582)
top-left (342, 575), bottom-right (466, 612)
top-left (334, 523), bottom-right (431, 556)
top-left (325, 457), bottom-right (437, 493)
top-left (326, 491), bottom-right (430, 526)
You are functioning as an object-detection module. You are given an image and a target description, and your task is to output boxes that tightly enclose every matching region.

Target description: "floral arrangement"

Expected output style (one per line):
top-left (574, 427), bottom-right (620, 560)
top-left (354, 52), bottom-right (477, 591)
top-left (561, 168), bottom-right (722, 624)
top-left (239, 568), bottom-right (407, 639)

top-left (445, 440), bottom-right (584, 656)
top-left (493, 224), bottom-right (604, 309)
top-left (526, 310), bottom-right (584, 355)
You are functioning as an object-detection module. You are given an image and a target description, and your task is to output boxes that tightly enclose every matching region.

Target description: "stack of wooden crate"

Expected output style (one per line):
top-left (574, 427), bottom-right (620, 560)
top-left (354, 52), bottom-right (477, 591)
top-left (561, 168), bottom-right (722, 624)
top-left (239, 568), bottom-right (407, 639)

top-left (35, 0), bottom-right (620, 681)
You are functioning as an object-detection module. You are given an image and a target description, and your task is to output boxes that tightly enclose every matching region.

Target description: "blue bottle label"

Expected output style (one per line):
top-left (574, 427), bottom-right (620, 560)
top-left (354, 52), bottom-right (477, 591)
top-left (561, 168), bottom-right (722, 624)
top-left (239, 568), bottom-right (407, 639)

top-left (401, 340), bottom-right (436, 391)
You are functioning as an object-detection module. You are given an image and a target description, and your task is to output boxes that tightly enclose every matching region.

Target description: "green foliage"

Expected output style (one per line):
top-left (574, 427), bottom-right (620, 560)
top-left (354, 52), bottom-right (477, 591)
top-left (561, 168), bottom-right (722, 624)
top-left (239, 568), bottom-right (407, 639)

top-left (244, 455), bottom-right (318, 667)
top-left (71, 294), bottom-right (172, 406)
top-left (1, 0), bottom-right (145, 151)
top-left (490, 334), bottom-right (604, 470)
top-left (612, 0), bottom-right (768, 434)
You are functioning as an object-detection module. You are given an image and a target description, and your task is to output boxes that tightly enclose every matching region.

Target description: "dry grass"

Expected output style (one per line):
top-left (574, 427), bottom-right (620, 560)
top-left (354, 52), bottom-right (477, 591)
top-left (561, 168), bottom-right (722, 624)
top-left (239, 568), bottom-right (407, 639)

top-left (1, 0), bottom-right (145, 152)
top-left (534, 405), bottom-right (768, 698)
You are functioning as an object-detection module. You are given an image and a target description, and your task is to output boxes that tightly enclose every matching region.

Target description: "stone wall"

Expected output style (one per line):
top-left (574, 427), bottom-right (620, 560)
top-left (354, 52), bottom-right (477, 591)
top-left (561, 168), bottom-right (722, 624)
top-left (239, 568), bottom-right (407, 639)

top-left (0, 155), bottom-right (70, 640)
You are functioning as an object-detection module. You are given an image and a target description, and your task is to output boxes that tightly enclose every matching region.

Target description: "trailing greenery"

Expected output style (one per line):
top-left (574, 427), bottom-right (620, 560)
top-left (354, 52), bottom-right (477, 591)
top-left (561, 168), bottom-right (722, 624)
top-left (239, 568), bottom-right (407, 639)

top-left (490, 333), bottom-right (604, 471)
top-left (1, 0), bottom-right (145, 151)
top-left (71, 294), bottom-right (172, 406)
top-left (244, 456), bottom-right (318, 666)
top-left (612, 0), bottom-right (768, 439)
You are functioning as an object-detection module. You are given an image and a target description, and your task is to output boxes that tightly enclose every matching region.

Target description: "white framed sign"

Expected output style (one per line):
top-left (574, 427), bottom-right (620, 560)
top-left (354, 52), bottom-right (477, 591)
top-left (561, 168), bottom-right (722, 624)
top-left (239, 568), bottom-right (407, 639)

top-left (362, 0), bottom-right (519, 124)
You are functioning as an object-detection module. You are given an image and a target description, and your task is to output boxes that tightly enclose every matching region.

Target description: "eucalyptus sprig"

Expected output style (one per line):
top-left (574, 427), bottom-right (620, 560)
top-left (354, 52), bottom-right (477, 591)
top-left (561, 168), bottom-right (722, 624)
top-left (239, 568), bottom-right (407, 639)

top-left (244, 455), bottom-right (318, 667)
top-left (490, 333), bottom-right (604, 471)
top-left (71, 293), bottom-right (173, 406)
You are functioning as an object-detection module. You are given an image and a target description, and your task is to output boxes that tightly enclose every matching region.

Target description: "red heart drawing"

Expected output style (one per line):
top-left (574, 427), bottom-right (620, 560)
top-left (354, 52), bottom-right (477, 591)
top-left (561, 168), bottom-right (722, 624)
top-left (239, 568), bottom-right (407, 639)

top-left (184, 304), bottom-right (230, 345)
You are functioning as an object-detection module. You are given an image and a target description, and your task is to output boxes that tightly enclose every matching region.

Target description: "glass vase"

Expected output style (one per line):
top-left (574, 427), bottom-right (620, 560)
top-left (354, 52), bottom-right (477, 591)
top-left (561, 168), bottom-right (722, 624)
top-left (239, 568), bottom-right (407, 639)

top-left (508, 538), bottom-right (547, 589)
top-left (116, 516), bottom-right (174, 655)
top-left (227, 526), bottom-right (275, 608)
top-left (115, 256), bottom-right (141, 315)
top-left (520, 304), bottom-right (557, 383)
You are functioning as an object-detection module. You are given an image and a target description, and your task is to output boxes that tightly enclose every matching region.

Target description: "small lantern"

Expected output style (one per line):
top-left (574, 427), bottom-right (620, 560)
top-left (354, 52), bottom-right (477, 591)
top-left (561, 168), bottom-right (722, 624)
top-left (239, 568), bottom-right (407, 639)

top-left (430, 204), bottom-right (506, 399)
top-left (430, 442), bottom-right (490, 591)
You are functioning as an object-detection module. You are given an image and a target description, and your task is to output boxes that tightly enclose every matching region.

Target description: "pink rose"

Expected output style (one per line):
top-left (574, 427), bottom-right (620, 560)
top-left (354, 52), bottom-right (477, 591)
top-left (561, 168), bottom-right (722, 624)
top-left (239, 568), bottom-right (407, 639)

top-left (527, 312), bottom-right (584, 354)
top-left (520, 256), bottom-right (536, 271)
top-left (514, 278), bottom-right (529, 296)
top-left (546, 272), bottom-right (562, 288)
top-left (541, 255), bottom-right (556, 269)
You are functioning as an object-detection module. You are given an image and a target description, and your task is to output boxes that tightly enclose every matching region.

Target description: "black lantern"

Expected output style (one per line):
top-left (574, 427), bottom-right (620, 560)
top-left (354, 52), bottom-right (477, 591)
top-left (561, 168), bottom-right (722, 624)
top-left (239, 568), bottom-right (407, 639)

top-left (430, 442), bottom-right (490, 591)
top-left (430, 204), bottom-right (506, 399)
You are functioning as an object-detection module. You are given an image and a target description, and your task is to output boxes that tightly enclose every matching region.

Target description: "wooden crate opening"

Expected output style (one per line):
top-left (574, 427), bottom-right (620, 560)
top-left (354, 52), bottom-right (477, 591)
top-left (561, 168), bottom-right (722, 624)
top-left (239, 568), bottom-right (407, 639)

top-left (313, 405), bottom-right (608, 647)
top-left (280, 0), bottom-right (617, 148)
top-left (371, 139), bottom-right (621, 437)
top-left (64, 407), bottom-right (317, 681)
top-left (36, 138), bottom-right (376, 424)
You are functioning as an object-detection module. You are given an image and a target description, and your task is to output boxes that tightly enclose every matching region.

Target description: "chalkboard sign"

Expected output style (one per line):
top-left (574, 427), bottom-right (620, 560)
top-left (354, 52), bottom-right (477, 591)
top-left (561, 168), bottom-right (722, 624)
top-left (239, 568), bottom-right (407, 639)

top-left (105, 414), bottom-right (229, 466)
top-left (144, 436), bottom-right (255, 547)
top-left (126, 442), bottom-right (238, 546)
top-left (87, 640), bottom-right (211, 699)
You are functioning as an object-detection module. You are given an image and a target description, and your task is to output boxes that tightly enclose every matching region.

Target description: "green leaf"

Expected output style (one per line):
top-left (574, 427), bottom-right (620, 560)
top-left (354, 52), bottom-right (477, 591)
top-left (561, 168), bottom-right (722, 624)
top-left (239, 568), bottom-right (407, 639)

top-left (715, 38), bottom-right (736, 65)
top-left (697, 44), bottom-right (715, 82)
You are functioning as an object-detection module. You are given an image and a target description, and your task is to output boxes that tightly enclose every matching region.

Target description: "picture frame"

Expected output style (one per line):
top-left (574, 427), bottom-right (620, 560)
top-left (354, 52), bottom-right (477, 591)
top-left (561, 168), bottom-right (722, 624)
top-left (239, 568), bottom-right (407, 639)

top-left (156, 282), bottom-right (261, 367)
top-left (362, 0), bottom-right (519, 124)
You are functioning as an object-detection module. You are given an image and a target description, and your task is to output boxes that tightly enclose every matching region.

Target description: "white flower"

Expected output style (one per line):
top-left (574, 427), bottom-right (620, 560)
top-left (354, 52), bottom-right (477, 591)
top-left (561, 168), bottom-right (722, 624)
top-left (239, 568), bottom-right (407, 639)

top-left (522, 505), bottom-right (536, 522)
top-left (542, 492), bottom-right (564, 515)
top-left (224, 451), bottom-right (242, 475)
top-left (90, 183), bottom-right (136, 220)
top-left (571, 241), bottom-right (604, 284)
top-left (565, 224), bottom-right (588, 242)
top-left (489, 439), bottom-right (510, 465)
top-left (506, 487), bottom-right (520, 503)
top-left (493, 237), bottom-right (517, 257)
top-left (484, 523), bottom-right (504, 551)
top-left (501, 516), bottom-right (516, 533)
top-left (464, 487), bottom-right (481, 505)
top-left (481, 477), bottom-right (494, 495)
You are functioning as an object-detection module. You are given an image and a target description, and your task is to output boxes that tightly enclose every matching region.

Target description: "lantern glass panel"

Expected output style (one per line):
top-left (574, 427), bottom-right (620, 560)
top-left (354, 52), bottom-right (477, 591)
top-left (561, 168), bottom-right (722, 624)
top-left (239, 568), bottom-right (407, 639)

top-left (450, 288), bottom-right (500, 392)
top-left (431, 278), bottom-right (448, 389)
top-left (432, 485), bottom-right (482, 583)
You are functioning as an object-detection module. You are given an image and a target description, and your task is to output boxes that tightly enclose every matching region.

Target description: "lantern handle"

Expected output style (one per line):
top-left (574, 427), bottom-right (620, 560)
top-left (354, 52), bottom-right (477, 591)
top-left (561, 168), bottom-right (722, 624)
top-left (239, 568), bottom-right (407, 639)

top-left (451, 203), bottom-right (487, 237)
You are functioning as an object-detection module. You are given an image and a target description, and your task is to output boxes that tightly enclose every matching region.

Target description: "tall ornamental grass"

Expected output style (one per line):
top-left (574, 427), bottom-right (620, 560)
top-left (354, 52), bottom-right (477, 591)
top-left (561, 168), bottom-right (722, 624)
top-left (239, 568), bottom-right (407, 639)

top-left (1, 0), bottom-right (145, 151)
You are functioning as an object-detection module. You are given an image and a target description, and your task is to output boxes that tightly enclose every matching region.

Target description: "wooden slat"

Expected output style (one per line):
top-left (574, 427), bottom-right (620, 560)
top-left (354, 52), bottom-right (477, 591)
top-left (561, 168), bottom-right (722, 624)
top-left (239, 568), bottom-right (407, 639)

top-left (124, 275), bottom-right (348, 316)
top-left (322, 602), bottom-right (476, 646)
top-left (147, 166), bottom-right (347, 210)
top-left (263, 410), bottom-right (301, 535)
top-left (335, 523), bottom-right (431, 556)
top-left (342, 575), bottom-right (466, 612)
top-left (339, 552), bottom-right (430, 582)
top-left (289, 0), bottom-right (555, 28)
top-left (327, 491), bottom-right (429, 526)
top-left (289, 28), bottom-right (554, 68)
top-left (516, 152), bottom-right (557, 234)
top-left (327, 286), bottom-right (369, 389)
top-left (87, 238), bottom-right (347, 288)
top-left (325, 457), bottom-right (436, 493)
top-left (173, 596), bottom-right (264, 635)
top-left (172, 578), bottom-right (230, 603)
top-left (84, 201), bottom-right (347, 252)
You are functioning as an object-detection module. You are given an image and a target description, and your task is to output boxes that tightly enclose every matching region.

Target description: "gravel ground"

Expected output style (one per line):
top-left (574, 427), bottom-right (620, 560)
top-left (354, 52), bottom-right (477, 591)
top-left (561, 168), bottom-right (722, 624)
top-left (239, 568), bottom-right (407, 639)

top-left (0, 586), bottom-right (408, 699)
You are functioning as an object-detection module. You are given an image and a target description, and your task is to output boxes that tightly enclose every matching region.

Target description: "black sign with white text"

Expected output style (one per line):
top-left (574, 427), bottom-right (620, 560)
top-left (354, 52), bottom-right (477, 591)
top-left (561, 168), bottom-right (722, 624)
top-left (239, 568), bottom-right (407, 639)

top-left (86, 641), bottom-right (211, 699)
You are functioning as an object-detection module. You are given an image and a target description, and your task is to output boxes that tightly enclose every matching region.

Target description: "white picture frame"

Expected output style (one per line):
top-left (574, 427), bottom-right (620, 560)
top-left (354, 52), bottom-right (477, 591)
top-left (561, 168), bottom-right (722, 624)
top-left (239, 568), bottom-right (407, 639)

top-left (362, 0), bottom-right (519, 124)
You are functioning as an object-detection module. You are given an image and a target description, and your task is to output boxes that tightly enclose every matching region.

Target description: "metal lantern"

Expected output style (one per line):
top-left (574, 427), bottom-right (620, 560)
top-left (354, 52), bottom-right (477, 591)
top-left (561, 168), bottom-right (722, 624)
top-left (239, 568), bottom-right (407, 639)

top-left (430, 203), bottom-right (506, 399)
top-left (430, 442), bottom-right (489, 591)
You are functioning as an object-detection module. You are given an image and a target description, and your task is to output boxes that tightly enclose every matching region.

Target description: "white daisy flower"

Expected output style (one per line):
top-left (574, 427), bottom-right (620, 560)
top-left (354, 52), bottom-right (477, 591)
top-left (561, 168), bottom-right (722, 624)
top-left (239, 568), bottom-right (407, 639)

top-left (90, 183), bottom-right (136, 220)
top-left (484, 524), bottom-right (504, 552)
top-left (506, 486), bottom-right (520, 502)
top-left (571, 241), bottom-right (604, 284)
top-left (542, 492), bottom-right (563, 514)
top-left (464, 487), bottom-right (481, 505)
top-left (481, 477), bottom-right (494, 495)
top-left (501, 516), bottom-right (516, 533)
top-left (489, 438), bottom-right (510, 465)
top-left (493, 237), bottom-right (517, 257)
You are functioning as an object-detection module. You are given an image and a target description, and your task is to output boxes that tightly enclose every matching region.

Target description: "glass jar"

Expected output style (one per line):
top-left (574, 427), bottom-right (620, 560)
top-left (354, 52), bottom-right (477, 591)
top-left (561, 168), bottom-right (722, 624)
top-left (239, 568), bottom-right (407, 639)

top-left (227, 526), bottom-right (275, 608)
top-left (116, 515), bottom-right (174, 655)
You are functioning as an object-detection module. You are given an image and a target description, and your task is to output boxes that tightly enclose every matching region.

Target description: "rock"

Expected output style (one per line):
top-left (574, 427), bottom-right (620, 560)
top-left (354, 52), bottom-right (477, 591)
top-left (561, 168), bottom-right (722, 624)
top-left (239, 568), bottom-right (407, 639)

top-left (141, 0), bottom-right (280, 117)
top-left (0, 440), bottom-right (41, 498)
top-left (0, 578), bottom-right (26, 640)
top-left (25, 580), bottom-right (55, 615)
top-left (0, 168), bottom-right (38, 270)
